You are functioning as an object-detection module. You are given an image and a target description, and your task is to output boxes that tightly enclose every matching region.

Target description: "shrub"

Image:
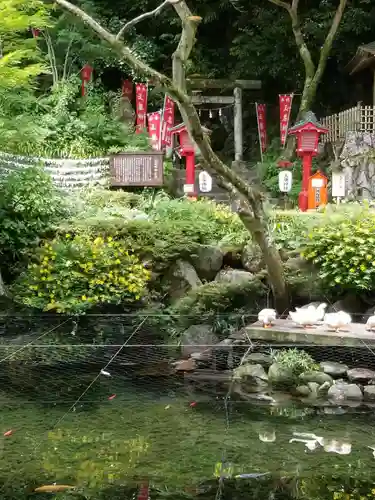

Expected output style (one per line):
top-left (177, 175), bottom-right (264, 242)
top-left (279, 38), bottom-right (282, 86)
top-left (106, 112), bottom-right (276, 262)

top-left (169, 279), bottom-right (266, 336)
top-left (0, 166), bottom-right (67, 264)
top-left (12, 234), bottom-right (151, 313)
top-left (273, 348), bottom-right (318, 376)
top-left (302, 207), bottom-right (375, 291)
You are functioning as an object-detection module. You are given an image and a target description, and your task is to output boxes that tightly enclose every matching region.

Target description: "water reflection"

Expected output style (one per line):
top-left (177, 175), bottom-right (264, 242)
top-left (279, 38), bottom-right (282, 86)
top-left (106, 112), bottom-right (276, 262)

top-left (0, 366), bottom-right (375, 498)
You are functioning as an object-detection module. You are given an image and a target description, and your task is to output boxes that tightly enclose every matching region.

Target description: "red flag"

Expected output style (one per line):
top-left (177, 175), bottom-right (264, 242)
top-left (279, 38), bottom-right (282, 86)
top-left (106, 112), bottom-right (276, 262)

top-left (147, 111), bottom-right (162, 150)
top-left (161, 95), bottom-right (175, 147)
top-left (279, 94), bottom-right (293, 147)
top-left (81, 64), bottom-right (93, 97)
top-left (122, 79), bottom-right (133, 99)
top-left (255, 103), bottom-right (267, 153)
top-left (135, 83), bottom-right (148, 133)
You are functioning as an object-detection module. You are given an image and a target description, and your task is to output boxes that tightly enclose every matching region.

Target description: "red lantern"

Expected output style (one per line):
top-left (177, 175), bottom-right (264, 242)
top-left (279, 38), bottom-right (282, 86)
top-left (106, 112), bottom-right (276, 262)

top-left (288, 111), bottom-right (328, 211)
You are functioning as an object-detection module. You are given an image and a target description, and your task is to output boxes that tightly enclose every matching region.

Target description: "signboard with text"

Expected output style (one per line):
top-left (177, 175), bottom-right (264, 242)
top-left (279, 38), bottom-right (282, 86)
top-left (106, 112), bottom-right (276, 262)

top-left (110, 152), bottom-right (164, 187)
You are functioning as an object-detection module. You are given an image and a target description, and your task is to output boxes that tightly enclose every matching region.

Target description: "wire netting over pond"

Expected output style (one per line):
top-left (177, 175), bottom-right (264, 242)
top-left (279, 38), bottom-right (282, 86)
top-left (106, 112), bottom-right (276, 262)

top-left (1, 313), bottom-right (375, 498)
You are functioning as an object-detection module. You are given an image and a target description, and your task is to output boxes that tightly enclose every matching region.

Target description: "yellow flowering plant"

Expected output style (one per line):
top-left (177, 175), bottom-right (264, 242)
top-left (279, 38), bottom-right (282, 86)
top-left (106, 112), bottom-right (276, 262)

top-left (12, 234), bottom-right (151, 313)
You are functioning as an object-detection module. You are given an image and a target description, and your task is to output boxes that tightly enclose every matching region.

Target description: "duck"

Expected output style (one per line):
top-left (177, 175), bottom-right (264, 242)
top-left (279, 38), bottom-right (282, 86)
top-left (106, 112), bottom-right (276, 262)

top-left (323, 311), bottom-right (352, 332)
top-left (258, 309), bottom-right (277, 328)
top-left (366, 316), bottom-right (375, 332)
top-left (289, 306), bottom-right (320, 328)
top-left (294, 303), bottom-right (327, 322)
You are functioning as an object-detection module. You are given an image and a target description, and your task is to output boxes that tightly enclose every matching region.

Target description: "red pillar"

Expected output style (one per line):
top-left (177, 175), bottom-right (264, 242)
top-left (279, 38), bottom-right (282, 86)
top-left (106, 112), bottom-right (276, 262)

top-left (185, 152), bottom-right (196, 198)
top-left (298, 153), bottom-right (312, 212)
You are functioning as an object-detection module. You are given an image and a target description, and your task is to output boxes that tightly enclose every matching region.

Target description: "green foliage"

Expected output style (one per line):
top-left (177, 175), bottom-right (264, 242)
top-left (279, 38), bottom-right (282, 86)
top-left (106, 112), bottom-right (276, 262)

top-left (169, 279), bottom-right (266, 334)
top-left (256, 146), bottom-right (302, 204)
top-left (302, 207), bottom-right (375, 291)
top-left (146, 196), bottom-right (248, 247)
top-left (0, 78), bottom-right (149, 158)
top-left (12, 234), bottom-right (151, 313)
top-left (0, 166), bottom-right (66, 262)
top-left (0, 0), bottom-right (50, 88)
top-left (273, 348), bottom-right (319, 377)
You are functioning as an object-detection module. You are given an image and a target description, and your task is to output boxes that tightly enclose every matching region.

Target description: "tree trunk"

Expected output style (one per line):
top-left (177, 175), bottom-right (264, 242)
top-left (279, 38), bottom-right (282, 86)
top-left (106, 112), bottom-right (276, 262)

top-left (54, 0), bottom-right (290, 313)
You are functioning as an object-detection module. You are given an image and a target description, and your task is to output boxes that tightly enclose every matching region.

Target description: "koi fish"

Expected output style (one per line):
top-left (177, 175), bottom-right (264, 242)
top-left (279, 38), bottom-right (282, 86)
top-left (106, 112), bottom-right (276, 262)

top-left (3, 430), bottom-right (13, 437)
top-left (100, 369), bottom-right (111, 377)
top-left (34, 485), bottom-right (75, 493)
top-left (108, 394), bottom-right (116, 400)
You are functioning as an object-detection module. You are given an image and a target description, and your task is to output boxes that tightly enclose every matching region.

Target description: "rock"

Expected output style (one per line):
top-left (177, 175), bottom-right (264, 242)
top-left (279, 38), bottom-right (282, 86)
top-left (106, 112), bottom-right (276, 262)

top-left (299, 371), bottom-right (333, 385)
top-left (307, 382), bottom-right (320, 398)
top-left (215, 268), bottom-right (256, 286)
top-left (173, 358), bottom-right (196, 372)
top-left (222, 246), bottom-right (243, 268)
top-left (323, 407), bottom-right (348, 415)
top-left (268, 362), bottom-right (294, 387)
top-left (320, 361), bottom-right (348, 378)
top-left (327, 294), bottom-right (366, 317)
top-left (190, 351), bottom-right (212, 368)
top-left (234, 363), bottom-right (269, 393)
top-left (347, 368), bottom-right (375, 383)
top-left (363, 385), bottom-right (375, 401)
top-left (295, 385), bottom-right (311, 397)
top-left (242, 352), bottom-right (273, 367)
top-left (241, 244), bottom-right (264, 273)
top-left (190, 244), bottom-right (224, 281)
top-left (328, 382), bottom-right (363, 401)
top-left (181, 324), bottom-right (219, 359)
top-left (167, 260), bottom-right (202, 300)
top-left (234, 363), bottom-right (268, 382)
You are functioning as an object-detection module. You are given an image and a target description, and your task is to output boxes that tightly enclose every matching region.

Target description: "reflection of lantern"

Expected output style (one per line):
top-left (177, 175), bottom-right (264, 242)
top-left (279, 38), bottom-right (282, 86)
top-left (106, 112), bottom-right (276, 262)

top-left (288, 111), bottom-right (328, 211)
top-left (81, 64), bottom-right (93, 96)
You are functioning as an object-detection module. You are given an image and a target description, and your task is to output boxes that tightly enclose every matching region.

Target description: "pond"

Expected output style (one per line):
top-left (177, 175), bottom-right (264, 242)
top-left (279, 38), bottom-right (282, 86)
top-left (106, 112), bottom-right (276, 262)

top-left (1, 363), bottom-right (375, 500)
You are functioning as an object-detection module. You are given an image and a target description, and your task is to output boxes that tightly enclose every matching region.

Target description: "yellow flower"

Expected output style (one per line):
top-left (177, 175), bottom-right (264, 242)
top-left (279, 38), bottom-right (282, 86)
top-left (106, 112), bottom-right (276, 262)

top-left (82, 295), bottom-right (87, 301)
top-left (66, 233), bottom-right (71, 239)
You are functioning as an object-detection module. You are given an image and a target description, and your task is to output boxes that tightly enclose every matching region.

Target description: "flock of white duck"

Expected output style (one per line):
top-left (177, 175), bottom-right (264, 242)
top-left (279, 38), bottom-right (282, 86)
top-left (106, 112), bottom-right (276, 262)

top-left (258, 304), bottom-right (375, 332)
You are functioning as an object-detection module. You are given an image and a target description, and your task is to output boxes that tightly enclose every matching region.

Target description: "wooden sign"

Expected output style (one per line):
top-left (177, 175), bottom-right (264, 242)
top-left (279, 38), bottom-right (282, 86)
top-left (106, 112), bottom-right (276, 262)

top-left (308, 170), bottom-right (327, 210)
top-left (110, 152), bottom-right (164, 187)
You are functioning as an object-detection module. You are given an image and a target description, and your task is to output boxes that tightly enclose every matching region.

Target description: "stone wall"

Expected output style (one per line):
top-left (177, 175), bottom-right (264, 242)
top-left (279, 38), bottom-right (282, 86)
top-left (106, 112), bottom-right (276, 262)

top-left (340, 131), bottom-right (375, 199)
top-left (0, 151), bottom-right (109, 190)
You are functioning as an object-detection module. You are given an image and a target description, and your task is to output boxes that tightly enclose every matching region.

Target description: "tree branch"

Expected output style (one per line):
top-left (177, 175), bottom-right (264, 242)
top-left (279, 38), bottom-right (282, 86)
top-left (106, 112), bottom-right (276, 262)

top-left (116, 0), bottom-right (182, 40)
top-left (311, 0), bottom-right (347, 88)
top-left (267, 0), bottom-right (292, 11)
top-left (54, 0), bottom-right (289, 310)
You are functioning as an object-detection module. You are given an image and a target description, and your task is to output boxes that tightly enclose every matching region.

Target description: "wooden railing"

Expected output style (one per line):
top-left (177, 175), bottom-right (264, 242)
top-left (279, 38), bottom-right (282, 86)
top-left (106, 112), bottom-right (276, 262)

top-left (320, 104), bottom-right (375, 143)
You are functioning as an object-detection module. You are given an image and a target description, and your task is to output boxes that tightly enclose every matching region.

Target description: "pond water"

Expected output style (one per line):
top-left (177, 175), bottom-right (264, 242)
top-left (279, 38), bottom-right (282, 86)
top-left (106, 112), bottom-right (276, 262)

top-left (1, 364), bottom-right (375, 499)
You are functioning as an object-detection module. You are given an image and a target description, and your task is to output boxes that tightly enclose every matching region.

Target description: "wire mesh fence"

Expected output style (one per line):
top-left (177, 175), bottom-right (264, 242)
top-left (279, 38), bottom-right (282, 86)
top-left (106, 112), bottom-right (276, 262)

top-left (0, 312), bottom-right (375, 498)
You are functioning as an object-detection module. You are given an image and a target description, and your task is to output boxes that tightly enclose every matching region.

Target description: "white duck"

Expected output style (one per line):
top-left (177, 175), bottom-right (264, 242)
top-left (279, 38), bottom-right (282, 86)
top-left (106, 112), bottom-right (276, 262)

top-left (289, 306), bottom-right (319, 328)
top-left (323, 311), bottom-right (352, 332)
top-left (294, 303), bottom-right (327, 322)
top-left (258, 309), bottom-right (277, 328)
top-left (366, 316), bottom-right (375, 332)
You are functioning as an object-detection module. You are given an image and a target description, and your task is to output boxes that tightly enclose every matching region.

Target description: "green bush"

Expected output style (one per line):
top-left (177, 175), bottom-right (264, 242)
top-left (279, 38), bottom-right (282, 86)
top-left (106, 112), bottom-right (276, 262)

top-left (302, 207), bottom-right (375, 290)
top-left (169, 279), bottom-right (266, 335)
top-left (0, 166), bottom-right (67, 263)
top-left (12, 234), bottom-right (151, 313)
top-left (273, 348), bottom-right (319, 376)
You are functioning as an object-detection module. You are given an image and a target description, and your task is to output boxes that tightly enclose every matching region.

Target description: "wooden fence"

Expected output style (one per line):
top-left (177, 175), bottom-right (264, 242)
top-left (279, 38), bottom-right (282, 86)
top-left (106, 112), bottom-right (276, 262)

top-left (320, 104), bottom-right (375, 143)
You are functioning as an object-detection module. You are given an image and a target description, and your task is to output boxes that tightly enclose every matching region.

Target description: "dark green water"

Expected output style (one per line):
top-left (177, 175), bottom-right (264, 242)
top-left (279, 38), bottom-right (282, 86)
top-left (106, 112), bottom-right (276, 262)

top-left (1, 365), bottom-right (375, 499)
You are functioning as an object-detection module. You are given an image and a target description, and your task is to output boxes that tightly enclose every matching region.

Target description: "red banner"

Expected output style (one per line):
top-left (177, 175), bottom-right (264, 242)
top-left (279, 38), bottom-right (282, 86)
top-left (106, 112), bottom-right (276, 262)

top-left (147, 111), bottom-right (162, 150)
top-left (255, 103), bottom-right (267, 153)
top-left (161, 95), bottom-right (175, 147)
top-left (81, 64), bottom-right (93, 97)
top-left (135, 83), bottom-right (148, 133)
top-left (122, 79), bottom-right (133, 99)
top-left (279, 94), bottom-right (293, 147)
